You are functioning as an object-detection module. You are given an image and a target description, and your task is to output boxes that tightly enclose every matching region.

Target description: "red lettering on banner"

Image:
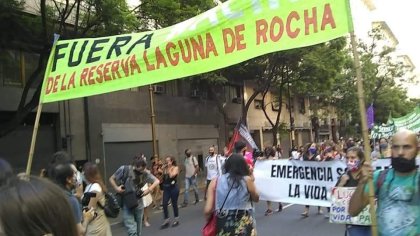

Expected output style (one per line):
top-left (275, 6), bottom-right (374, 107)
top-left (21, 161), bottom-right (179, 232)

top-left (143, 50), bottom-right (155, 71)
top-left (223, 28), bottom-right (236, 54)
top-left (103, 62), bottom-right (112, 81)
top-left (45, 77), bottom-right (54, 94)
top-left (155, 47), bottom-right (168, 70)
top-left (68, 72), bottom-right (75, 89)
top-left (52, 75), bottom-right (60, 93)
top-left (321, 4), bottom-right (336, 30)
top-left (304, 7), bottom-right (318, 35)
top-left (190, 36), bottom-right (205, 60)
top-left (256, 19), bottom-right (268, 45)
top-left (166, 42), bottom-right (179, 66)
top-left (80, 68), bottom-right (89, 86)
top-left (111, 61), bottom-right (121, 80)
top-left (235, 24), bottom-right (246, 50)
top-left (270, 16), bottom-right (284, 42)
top-left (129, 55), bottom-right (141, 75)
top-left (205, 33), bottom-right (218, 57)
top-left (96, 64), bottom-right (104, 83)
top-left (60, 73), bottom-right (67, 91)
top-left (121, 58), bottom-right (130, 76)
top-left (88, 66), bottom-right (96, 85)
top-left (286, 11), bottom-right (300, 38)
top-left (179, 40), bottom-right (192, 63)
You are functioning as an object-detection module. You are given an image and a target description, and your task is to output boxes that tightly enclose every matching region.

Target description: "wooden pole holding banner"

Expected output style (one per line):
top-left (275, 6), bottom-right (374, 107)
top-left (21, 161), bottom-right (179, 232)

top-left (148, 85), bottom-right (158, 158)
top-left (26, 102), bottom-right (43, 175)
top-left (26, 34), bottom-right (60, 176)
top-left (349, 31), bottom-right (378, 236)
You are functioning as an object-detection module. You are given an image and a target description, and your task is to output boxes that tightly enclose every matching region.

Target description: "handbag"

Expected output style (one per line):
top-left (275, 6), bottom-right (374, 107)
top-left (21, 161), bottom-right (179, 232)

top-left (202, 178), bottom-right (234, 236)
top-left (141, 184), bottom-right (153, 207)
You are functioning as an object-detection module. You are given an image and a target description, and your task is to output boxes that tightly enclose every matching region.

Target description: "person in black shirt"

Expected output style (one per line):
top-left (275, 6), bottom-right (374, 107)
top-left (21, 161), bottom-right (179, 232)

top-left (336, 146), bottom-right (371, 236)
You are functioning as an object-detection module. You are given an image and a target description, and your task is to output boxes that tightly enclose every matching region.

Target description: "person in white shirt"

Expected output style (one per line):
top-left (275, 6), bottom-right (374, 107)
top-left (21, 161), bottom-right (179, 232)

top-left (204, 146), bottom-right (224, 200)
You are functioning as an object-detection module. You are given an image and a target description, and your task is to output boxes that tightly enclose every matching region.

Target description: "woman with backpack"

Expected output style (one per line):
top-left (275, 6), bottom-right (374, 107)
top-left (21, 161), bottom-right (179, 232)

top-left (83, 162), bottom-right (112, 236)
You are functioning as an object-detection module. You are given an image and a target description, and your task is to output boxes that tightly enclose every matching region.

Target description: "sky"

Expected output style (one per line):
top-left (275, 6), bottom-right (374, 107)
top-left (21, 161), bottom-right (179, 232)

top-left (373, 0), bottom-right (420, 98)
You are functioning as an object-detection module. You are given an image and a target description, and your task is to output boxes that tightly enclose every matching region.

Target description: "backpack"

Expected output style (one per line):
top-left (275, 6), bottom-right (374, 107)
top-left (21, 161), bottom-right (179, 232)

top-left (98, 192), bottom-right (120, 218)
top-left (375, 168), bottom-right (389, 197)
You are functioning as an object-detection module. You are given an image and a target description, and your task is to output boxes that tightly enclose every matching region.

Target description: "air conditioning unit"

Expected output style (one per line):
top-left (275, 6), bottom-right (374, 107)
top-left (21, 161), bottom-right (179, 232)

top-left (231, 96), bottom-right (242, 104)
top-left (191, 89), bottom-right (200, 98)
top-left (153, 85), bottom-right (165, 94)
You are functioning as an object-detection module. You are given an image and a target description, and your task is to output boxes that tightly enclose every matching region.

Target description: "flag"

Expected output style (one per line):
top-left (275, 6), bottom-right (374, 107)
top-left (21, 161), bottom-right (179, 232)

top-left (226, 118), bottom-right (259, 155)
top-left (366, 104), bottom-right (374, 129)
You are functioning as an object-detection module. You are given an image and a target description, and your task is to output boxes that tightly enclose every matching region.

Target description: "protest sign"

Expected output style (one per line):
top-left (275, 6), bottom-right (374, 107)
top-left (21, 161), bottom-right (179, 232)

top-left (330, 187), bottom-right (373, 225)
top-left (40, 0), bottom-right (353, 103)
top-left (253, 158), bottom-right (419, 207)
top-left (254, 159), bottom-right (347, 207)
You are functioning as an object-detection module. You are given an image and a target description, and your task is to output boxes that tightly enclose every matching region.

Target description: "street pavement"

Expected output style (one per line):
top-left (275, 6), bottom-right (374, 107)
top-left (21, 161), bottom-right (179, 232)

top-left (110, 198), bottom-right (345, 236)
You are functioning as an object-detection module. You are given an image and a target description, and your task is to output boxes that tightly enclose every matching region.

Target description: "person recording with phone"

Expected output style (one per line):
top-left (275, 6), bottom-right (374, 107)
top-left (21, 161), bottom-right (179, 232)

top-left (109, 157), bottom-right (159, 236)
top-left (83, 162), bottom-right (112, 236)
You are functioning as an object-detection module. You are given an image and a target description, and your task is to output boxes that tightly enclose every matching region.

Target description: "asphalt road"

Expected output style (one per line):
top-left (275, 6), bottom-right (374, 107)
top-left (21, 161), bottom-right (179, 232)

top-left (111, 199), bottom-right (346, 236)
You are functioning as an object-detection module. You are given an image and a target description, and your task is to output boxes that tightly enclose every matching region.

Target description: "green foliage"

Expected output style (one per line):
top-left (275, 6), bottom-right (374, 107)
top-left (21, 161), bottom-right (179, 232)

top-left (136, 0), bottom-right (215, 29)
top-left (334, 29), bottom-right (416, 126)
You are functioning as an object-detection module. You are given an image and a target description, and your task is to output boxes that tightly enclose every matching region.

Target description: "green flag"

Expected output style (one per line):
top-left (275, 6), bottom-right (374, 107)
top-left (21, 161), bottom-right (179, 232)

top-left (40, 0), bottom-right (353, 103)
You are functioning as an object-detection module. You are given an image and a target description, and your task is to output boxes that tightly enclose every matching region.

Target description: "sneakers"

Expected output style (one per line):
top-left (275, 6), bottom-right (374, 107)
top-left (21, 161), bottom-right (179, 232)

top-left (144, 221), bottom-right (151, 227)
top-left (160, 221), bottom-right (170, 229)
top-left (301, 211), bottom-right (309, 217)
top-left (180, 203), bottom-right (188, 208)
top-left (264, 209), bottom-right (273, 216)
top-left (172, 221), bottom-right (180, 227)
top-left (194, 200), bottom-right (199, 205)
top-left (324, 213), bottom-right (330, 219)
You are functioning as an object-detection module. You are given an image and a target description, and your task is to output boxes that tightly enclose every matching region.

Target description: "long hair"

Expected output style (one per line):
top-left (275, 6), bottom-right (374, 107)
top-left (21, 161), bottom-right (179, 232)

top-left (83, 162), bottom-right (107, 192)
top-left (347, 146), bottom-right (365, 163)
top-left (0, 176), bottom-right (78, 236)
top-left (224, 154), bottom-right (250, 188)
top-left (166, 155), bottom-right (177, 166)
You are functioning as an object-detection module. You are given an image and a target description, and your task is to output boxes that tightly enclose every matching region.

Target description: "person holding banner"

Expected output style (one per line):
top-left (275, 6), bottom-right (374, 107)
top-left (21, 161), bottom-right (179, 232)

top-left (349, 129), bottom-right (419, 236)
top-left (301, 143), bottom-right (323, 217)
top-left (260, 147), bottom-right (283, 216)
top-left (336, 147), bottom-right (371, 236)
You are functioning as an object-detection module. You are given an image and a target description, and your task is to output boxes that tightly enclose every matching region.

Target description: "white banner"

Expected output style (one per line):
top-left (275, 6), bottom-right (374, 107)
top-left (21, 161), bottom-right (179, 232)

top-left (253, 158), bottom-right (419, 207)
top-left (330, 187), bottom-right (373, 225)
top-left (254, 160), bottom-right (346, 207)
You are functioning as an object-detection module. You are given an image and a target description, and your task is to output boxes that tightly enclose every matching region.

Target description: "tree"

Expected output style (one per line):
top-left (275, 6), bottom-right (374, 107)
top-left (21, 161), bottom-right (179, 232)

top-left (0, 0), bottom-right (139, 137)
top-left (333, 29), bottom-right (416, 136)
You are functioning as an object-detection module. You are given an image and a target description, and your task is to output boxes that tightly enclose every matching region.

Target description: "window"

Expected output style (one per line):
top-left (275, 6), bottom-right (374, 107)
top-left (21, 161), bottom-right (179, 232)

top-left (254, 99), bottom-right (263, 109)
top-left (0, 49), bottom-right (41, 88)
top-left (0, 49), bottom-right (22, 87)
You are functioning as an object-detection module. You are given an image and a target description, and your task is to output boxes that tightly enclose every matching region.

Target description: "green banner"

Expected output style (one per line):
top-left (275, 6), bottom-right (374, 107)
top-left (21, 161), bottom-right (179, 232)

top-left (370, 106), bottom-right (420, 139)
top-left (40, 0), bottom-right (353, 103)
top-left (390, 106), bottom-right (420, 133)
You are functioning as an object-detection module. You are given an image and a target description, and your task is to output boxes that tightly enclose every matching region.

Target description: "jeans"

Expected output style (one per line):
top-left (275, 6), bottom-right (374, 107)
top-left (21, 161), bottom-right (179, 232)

top-left (345, 225), bottom-right (371, 236)
top-left (122, 205), bottom-right (144, 236)
top-left (163, 185), bottom-right (179, 219)
top-left (183, 176), bottom-right (199, 204)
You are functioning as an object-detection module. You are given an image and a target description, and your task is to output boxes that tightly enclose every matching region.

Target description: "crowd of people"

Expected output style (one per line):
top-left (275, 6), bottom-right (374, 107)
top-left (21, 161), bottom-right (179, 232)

top-left (0, 129), bottom-right (418, 236)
